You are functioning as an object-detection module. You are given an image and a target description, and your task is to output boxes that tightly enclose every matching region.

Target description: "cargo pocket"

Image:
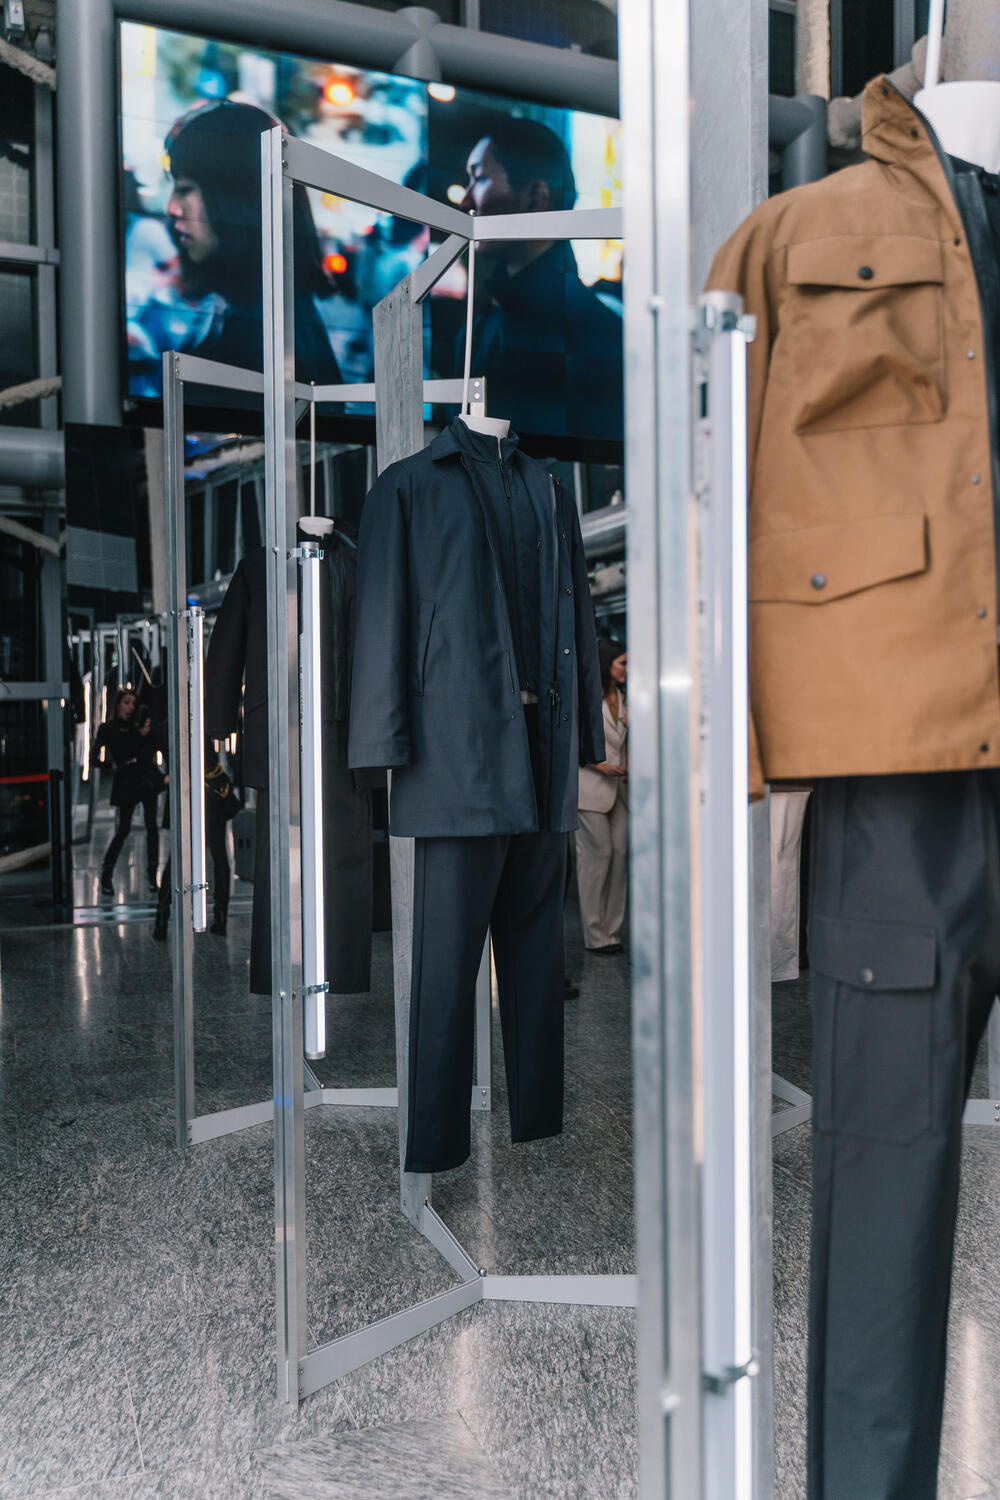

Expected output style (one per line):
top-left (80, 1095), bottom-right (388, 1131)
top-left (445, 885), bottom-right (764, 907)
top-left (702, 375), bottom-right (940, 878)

top-left (411, 598), bottom-right (436, 696)
top-left (784, 235), bottom-right (945, 433)
top-left (749, 512), bottom-right (928, 605)
top-left (809, 913), bottom-right (937, 1144)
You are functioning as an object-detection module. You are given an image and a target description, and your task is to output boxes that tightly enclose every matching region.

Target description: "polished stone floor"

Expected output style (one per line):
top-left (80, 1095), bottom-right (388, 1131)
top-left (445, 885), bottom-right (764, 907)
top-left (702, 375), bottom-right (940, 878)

top-left (0, 895), bottom-right (998, 1496)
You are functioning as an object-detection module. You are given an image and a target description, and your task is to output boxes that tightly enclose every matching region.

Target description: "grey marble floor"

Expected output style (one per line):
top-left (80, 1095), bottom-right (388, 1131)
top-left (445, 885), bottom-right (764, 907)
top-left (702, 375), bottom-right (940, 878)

top-left (0, 911), bottom-right (997, 1497)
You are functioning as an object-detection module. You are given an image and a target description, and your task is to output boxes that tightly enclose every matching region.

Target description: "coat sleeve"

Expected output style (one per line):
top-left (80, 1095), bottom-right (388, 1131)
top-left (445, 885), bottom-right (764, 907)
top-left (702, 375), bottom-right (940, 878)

top-left (205, 558), bottom-right (250, 741)
top-left (347, 466), bottom-right (412, 770)
top-left (705, 204), bottom-right (776, 804)
top-left (567, 491), bottom-right (606, 767)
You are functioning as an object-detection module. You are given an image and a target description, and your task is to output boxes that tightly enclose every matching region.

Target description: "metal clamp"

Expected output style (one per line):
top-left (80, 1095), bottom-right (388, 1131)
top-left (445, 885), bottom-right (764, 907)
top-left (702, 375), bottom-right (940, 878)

top-left (289, 545), bottom-right (324, 561)
top-left (183, 881), bottom-right (209, 894)
top-left (697, 301), bottom-right (757, 342)
top-left (302, 981), bottom-right (330, 998)
top-left (702, 1357), bottom-right (759, 1396)
top-left (179, 606), bottom-right (205, 619)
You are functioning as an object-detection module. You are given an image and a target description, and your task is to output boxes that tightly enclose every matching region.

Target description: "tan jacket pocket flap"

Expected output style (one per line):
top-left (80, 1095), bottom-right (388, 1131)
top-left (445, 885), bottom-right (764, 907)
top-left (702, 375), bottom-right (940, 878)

top-left (750, 513), bottom-right (927, 604)
top-left (786, 235), bottom-right (944, 289)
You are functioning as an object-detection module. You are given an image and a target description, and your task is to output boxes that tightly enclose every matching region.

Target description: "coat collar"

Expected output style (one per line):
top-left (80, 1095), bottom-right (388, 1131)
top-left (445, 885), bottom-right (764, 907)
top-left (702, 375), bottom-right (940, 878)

top-left (429, 419), bottom-right (521, 463)
top-left (861, 75), bottom-right (964, 233)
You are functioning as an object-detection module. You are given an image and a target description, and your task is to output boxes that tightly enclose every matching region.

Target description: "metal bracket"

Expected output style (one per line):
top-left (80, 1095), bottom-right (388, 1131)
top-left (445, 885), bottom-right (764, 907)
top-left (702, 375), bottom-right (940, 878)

top-left (183, 881), bottom-right (209, 894)
top-left (696, 302), bottom-right (757, 342)
top-left (302, 981), bottom-right (330, 998)
top-left (178, 606), bottom-right (205, 620)
top-left (702, 1357), bottom-right (759, 1396)
top-left (289, 545), bottom-right (324, 561)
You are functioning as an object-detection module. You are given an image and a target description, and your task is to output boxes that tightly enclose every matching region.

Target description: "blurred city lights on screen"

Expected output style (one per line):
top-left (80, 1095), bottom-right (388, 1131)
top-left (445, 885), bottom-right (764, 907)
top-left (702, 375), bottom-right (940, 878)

top-left (428, 83), bottom-right (456, 103)
top-left (446, 184), bottom-right (466, 205)
top-left (324, 79), bottom-right (356, 107)
top-left (323, 252), bottom-right (348, 275)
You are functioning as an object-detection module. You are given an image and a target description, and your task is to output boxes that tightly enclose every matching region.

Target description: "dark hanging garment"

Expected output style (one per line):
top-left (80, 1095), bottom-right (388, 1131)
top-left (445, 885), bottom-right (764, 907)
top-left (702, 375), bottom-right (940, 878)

top-left (348, 418), bottom-right (605, 1172)
top-left (205, 534), bottom-right (374, 995)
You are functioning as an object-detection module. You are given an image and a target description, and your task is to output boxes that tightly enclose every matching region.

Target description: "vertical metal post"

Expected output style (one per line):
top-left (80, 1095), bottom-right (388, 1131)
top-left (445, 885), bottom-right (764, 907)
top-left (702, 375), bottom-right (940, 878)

top-left (299, 543), bottom-right (328, 1060)
top-left (372, 273), bottom-right (430, 1230)
top-left (262, 125), bottom-right (307, 1407)
top-left (163, 353), bottom-right (196, 1150)
top-left (749, 794), bottom-right (775, 1498)
top-left (695, 293), bottom-right (755, 1496)
top-left (475, 939), bottom-right (492, 1112)
top-left (620, 0), bottom-right (702, 1494)
top-left (187, 608), bottom-right (208, 933)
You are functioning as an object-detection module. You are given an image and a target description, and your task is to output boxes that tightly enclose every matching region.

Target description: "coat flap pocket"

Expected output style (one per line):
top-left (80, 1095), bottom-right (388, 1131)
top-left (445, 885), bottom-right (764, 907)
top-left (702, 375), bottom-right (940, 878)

top-left (786, 235), bottom-right (944, 290)
top-left (809, 914), bottom-right (936, 991)
top-left (749, 513), bottom-right (927, 604)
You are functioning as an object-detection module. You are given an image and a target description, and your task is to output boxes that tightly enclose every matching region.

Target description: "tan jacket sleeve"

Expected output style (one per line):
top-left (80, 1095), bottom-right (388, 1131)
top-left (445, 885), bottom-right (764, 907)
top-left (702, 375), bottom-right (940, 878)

top-left (705, 206), bottom-right (776, 803)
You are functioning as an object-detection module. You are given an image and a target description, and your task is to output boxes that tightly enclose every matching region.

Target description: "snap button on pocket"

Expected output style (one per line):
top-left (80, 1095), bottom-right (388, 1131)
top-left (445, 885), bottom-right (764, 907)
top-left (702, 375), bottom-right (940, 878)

top-left (811, 573), bottom-right (827, 590)
top-left (860, 967), bottom-right (874, 985)
top-left (857, 265), bottom-right (874, 280)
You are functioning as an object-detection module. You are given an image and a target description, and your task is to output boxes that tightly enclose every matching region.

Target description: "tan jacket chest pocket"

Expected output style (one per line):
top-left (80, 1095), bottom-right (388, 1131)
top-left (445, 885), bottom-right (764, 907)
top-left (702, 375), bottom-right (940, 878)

top-left (783, 236), bottom-right (945, 434)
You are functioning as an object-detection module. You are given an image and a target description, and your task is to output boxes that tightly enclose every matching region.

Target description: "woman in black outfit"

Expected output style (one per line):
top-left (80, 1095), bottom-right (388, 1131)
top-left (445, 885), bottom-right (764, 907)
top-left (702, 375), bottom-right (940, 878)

top-left (95, 690), bottom-right (162, 896)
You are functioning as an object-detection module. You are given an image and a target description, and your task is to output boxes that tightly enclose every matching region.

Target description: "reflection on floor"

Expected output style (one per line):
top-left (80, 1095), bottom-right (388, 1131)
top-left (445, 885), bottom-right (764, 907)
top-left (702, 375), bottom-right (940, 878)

top-left (0, 909), bottom-right (996, 1496)
top-left (68, 801), bottom-right (252, 925)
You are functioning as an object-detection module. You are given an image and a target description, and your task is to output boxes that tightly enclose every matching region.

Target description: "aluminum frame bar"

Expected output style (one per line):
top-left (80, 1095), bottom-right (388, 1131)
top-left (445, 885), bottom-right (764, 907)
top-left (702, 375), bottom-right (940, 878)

top-left (285, 138), bottom-right (471, 236)
top-left (619, 0), bottom-right (702, 1491)
top-left (472, 207), bottom-right (622, 242)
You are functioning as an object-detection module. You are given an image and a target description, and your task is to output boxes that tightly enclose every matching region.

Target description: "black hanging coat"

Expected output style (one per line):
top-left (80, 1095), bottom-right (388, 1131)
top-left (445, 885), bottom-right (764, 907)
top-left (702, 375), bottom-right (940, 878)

top-left (348, 420), bottom-right (605, 835)
top-left (205, 533), bottom-right (374, 995)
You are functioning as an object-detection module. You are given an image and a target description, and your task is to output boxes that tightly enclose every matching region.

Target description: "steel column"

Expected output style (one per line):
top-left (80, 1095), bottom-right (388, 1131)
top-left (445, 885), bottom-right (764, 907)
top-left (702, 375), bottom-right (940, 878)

top-left (262, 125), bottom-right (308, 1407)
top-left (619, 0), bottom-right (702, 1492)
top-left (57, 0), bottom-right (120, 426)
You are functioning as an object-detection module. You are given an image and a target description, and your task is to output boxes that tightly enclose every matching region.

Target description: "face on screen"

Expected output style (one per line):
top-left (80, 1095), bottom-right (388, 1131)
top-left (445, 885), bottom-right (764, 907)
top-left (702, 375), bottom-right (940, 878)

top-left (119, 23), bottom-right (623, 448)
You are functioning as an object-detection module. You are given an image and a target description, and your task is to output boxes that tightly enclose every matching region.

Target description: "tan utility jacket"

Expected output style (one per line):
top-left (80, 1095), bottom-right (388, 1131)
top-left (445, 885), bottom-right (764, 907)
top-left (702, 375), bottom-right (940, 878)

top-left (707, 76), bottom-right (1000, 798)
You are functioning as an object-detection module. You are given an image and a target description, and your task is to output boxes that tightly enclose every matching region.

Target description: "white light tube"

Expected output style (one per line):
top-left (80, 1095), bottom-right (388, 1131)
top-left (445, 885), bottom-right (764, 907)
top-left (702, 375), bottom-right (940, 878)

top-left (299, 546), bottom-right (327, 1059)
top-left (730, 330), bottom-right (754, 1496)
top-left (187, 609), bottom-right (208, 933)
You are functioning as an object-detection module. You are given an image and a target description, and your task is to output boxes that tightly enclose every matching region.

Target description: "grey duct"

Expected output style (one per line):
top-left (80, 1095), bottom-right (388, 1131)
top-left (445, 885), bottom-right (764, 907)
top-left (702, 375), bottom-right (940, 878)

top-left (0, 427), bottom-right (65, 488)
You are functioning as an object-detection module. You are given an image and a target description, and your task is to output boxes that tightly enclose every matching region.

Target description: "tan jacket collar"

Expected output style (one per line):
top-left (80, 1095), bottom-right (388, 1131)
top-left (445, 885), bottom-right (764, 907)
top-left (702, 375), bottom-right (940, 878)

top-left (861, 74), bottom-right (964, 232)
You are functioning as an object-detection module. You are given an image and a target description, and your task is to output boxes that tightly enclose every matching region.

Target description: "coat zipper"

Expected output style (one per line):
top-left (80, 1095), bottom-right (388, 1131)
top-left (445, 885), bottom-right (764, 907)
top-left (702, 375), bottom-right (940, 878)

top-left (459, 452), bottom-right (516, 695)
top-left (891, 82), bottom-right (1000, 644)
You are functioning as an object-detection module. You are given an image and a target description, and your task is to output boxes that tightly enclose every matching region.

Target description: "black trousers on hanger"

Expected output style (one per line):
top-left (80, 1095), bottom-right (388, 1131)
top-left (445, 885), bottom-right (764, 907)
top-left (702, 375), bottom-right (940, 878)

top-left (404, 826), bottom-right (568, 1174)
top-left (807, 772), bottom-right (999, 1500)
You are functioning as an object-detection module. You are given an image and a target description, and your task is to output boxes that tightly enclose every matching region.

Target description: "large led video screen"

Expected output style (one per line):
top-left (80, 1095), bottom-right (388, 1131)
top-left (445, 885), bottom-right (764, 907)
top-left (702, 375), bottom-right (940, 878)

top-left (119, 23), bottom-right (623, 449)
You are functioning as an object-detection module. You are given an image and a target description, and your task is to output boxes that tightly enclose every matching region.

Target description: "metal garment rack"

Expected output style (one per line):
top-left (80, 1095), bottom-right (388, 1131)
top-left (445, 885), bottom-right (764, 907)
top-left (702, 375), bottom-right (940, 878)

top-left (259, 127), bottom-right (635, 1407)
top-left (164, 350), bottom-right (491, 1150)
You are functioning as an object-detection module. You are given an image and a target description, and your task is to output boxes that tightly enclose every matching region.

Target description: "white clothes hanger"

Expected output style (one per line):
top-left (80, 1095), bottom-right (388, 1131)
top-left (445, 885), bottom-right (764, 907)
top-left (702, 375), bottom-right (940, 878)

top-left (913, 0), bottom-right (1000, 173)
top-left (458, 216), bottom-right (510, 440)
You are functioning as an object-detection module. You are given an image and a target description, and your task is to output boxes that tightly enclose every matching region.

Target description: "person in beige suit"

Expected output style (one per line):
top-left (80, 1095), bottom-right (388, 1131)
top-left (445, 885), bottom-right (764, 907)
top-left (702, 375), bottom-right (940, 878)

top-left (576, 639), bottom-right (628, 954)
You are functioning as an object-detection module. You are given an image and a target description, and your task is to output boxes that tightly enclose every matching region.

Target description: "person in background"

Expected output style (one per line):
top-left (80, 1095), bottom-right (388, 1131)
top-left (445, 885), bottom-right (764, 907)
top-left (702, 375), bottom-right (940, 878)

top-left (95, 692), bottom-right (163, 897)
top-left (576, 639), bottom-right (628, 954)
top-left (455, 116), bottom-right (624, 441)
top-left (153, 99), bottom-right (343, 389)
top-left (153, 745), bottom-right (240, 942)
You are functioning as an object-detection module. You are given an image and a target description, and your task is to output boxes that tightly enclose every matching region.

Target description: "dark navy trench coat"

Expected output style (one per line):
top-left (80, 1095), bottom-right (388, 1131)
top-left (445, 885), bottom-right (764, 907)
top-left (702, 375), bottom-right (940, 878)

top-left (347, 424), bottom-right (605, 838)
